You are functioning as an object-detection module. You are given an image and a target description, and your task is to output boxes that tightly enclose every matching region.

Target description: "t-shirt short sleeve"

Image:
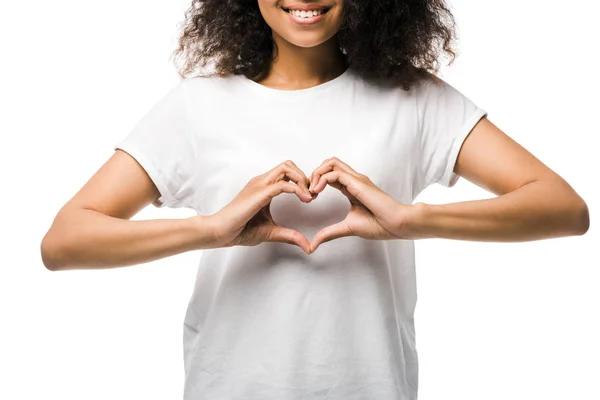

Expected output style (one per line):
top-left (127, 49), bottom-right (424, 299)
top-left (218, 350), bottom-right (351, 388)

top-left (114, 79), bottom-right (197, 209)
top-left (415, 75), bottom-right (487, 189)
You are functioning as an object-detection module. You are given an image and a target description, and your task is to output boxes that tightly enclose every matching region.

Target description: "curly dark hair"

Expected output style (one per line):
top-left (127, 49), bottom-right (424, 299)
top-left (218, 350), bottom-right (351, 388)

top-left (171, 0), bottom-right (459, 90)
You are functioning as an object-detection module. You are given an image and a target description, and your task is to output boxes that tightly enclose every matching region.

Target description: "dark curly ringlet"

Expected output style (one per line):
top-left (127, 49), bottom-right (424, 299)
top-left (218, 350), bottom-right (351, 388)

top-left (172, 0), bottom-right (458, 91)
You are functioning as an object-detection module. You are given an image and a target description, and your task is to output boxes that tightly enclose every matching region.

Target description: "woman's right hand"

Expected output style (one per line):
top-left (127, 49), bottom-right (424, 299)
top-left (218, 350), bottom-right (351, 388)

top-left (208, 160), bottom-right (317, 254)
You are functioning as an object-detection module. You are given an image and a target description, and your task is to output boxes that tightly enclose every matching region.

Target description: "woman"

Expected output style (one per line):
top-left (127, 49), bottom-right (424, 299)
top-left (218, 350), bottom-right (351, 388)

top-left (41, 1), bottom-right (590, 399)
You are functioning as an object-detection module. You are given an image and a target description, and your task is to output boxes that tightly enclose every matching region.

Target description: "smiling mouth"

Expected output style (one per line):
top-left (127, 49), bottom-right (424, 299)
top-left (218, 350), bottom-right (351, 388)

top-left (282, 6), bottom-right (332, 16)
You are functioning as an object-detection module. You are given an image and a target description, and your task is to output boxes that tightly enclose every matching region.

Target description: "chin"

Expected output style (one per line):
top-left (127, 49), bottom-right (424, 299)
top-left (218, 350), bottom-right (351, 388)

top-left (286, 37), bottom-right (330, 48)
top-left (273, 28), bottom-right (338, 49)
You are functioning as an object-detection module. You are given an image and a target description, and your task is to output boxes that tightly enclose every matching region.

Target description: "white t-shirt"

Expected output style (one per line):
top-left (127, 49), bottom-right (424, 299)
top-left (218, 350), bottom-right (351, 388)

top-left (114, 67), bottom-right (487, 400)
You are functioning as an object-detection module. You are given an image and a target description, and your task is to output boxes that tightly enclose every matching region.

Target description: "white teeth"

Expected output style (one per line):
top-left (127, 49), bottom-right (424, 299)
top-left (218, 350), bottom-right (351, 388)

top-left (286, 8), bottom-right (325, 18)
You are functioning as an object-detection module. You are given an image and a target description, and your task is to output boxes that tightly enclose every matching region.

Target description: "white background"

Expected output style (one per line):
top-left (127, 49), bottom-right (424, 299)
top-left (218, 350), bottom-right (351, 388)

top-left (1, 1), bottom-right (598, 399)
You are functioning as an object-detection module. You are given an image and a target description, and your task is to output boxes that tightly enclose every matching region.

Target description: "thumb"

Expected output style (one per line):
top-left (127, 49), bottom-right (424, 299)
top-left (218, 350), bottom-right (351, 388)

top-left (266, 225), bottom-right (311, 254)
top-left (309, 220), bottom-right (353, 253)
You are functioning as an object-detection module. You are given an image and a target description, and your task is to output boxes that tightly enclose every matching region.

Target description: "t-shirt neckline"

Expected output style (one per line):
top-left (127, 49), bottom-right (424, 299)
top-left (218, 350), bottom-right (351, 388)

top-left (236, 66), bottom-right (352, 99)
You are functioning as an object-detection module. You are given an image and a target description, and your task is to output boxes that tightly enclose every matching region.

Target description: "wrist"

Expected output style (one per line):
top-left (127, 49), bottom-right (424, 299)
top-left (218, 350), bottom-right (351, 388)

top-left (404, 202), bottom-right (432, 240)
top-left (188, 214), bottom-right (222, 251)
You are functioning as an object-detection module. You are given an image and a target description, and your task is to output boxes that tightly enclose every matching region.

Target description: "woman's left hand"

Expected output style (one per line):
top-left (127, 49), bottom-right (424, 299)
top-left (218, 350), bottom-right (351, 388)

top-left (307, 157), bottom-right (416, 253)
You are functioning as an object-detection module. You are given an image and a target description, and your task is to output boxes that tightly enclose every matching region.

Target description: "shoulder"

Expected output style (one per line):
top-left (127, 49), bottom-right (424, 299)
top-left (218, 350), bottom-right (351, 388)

top-left (411, 72), bottom-right (478, 116)
top-left (411, 72), bottom-right (450, 97)
top-left (351, 70), bottom-right (450, 107)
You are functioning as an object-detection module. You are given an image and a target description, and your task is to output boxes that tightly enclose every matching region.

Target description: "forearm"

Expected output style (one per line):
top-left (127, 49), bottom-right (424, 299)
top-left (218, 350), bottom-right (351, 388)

top-left (407, 179), bottom-right (589, 242)
top-left (41, 209), bottom-right (217, 271)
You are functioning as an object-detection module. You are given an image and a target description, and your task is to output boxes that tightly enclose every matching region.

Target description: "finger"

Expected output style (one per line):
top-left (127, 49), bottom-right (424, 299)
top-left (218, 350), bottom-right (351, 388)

top-left (306, 180), bottom-right (320, 200)
top-left (309, 220), bottom-right (353, 253)
top-left (312, 170), bottom-right (355, 195)
top-left (265, 160), bottom-right (310, 194)
top-left (328, 180), bottom-right (357, 202)
top-left (317, 177), bottom-right (356, 202)
top-left (313, 170), bottom-right (382, 211)
top-left (325, 157), bottom-right (360, 175)
top-left (242, 180), bottom-right (312, 220)
top-left (308, 157), bottom-right (361, 192)
top-left (267, 225), bottom-right (311, 254)
top-left (266, 180), bottom-right (313, 203)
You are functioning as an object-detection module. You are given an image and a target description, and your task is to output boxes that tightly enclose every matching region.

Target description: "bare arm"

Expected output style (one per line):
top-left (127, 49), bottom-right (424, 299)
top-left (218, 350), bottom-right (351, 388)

top-left (40, 150), bottom-right (217, 271)
top-left (407, 117), bottom-right (590, 241)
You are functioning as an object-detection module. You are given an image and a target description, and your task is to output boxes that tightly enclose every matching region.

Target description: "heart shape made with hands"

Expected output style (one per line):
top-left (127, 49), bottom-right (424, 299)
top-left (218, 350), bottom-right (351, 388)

top-left (269, 177), bottom-right (350, 253)
top-left (267, 157), bottom-right (407, 254)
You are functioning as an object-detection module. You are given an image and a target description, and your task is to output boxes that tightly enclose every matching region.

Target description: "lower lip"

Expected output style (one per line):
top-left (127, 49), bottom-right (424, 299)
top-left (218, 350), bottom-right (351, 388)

top-left (283, 9), bottom-right (328, 25)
